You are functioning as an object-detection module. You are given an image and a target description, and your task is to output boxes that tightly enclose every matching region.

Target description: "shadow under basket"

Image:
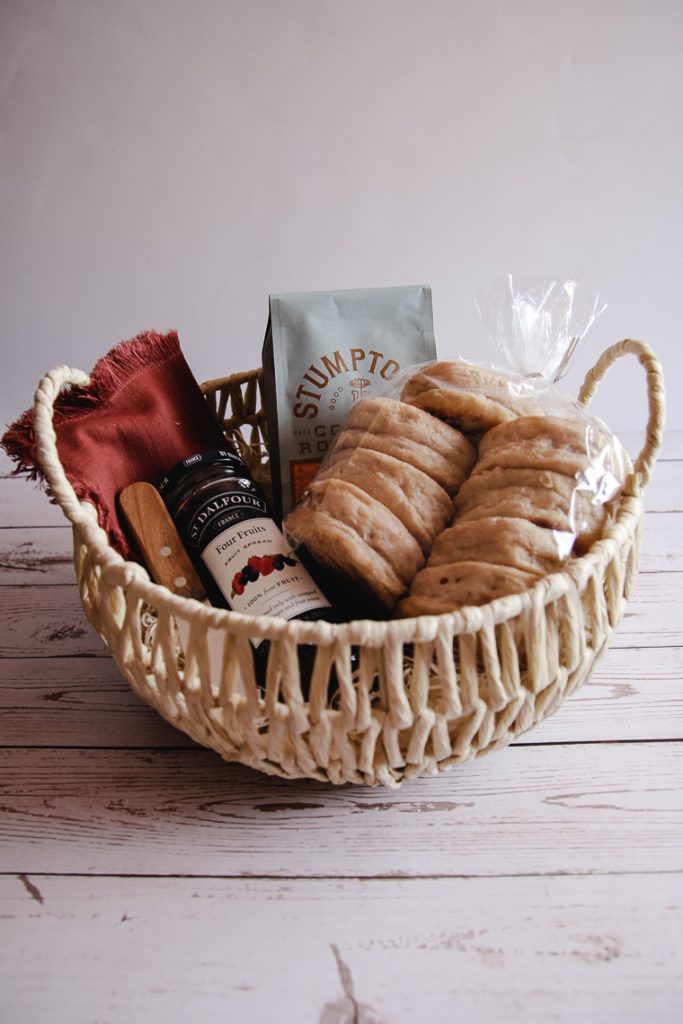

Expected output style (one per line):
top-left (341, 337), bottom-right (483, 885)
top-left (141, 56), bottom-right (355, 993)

top-left (32, 340), bottom-right (665, 787)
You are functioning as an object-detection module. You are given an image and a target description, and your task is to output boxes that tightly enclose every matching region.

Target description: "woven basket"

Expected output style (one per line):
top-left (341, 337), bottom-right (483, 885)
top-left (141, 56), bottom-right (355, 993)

top-left (33, 339), bottom-right (665, 787)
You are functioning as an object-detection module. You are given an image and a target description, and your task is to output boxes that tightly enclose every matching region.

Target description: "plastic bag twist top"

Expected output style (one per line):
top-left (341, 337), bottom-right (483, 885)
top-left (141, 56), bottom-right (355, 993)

top-left (475, 275), bottom-right (606, 382)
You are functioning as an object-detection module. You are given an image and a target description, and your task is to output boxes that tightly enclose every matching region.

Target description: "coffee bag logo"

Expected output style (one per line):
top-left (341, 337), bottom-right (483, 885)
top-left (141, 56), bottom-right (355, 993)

top-left (292, 347), bottom-right (401, 419)
top-left (350, 376), bottom-right (371, 402)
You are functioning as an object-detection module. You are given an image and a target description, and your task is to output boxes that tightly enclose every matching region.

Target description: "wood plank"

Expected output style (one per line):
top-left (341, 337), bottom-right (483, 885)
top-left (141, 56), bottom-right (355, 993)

top-left (609, 570), bottom-right (683, 649)
top-left (0, 743), bottom-right (681, 877)
top-left (0, 527), bottom-right (74, 584)
top-left (639, 512), bottom-right (683, 571)
top-left (0, 585), bottom-right (106, 657)
top-left (1, 567), bottom-right (680, 659)
top-left (0, 657), bottom-right (191, 747)
top-left (1, 645), bottom-right (680, 749)
top-left (521, 645), bottom-right (683, 743)
top-left (662, 432), bottom-right (683, 458)
top-left (641, 460), bottom-right (682, 512)
top-left (1, 873), bottom-right (681, 1024)
top-left (0, 476), bottom-right (67, 528)
top-left (1, 511), bottom-right (680, 586)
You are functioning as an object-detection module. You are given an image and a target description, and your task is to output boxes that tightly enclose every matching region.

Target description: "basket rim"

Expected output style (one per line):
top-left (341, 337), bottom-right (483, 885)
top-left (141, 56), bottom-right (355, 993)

top-left (73, 484), bottom-right (644, 647)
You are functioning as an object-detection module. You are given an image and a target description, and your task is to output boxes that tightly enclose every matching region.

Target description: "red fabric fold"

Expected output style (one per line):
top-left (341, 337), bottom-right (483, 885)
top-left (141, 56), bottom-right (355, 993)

top-left (1, 330), bottom-right (226, 558)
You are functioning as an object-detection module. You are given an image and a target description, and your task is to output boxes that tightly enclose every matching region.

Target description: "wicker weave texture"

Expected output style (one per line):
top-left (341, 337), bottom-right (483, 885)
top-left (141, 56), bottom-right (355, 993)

top-left (32, 340), bottom-right (664, 787)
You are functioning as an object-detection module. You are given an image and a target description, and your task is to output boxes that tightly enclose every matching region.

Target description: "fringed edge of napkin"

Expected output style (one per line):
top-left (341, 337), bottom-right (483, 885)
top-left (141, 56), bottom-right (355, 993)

top-left (1, 329), bottom-right (181, 552)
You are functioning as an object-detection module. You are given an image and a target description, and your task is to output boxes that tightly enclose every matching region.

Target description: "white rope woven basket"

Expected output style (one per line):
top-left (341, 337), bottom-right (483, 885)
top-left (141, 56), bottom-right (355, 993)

top-left (33, 339), bottom-right (665, 787)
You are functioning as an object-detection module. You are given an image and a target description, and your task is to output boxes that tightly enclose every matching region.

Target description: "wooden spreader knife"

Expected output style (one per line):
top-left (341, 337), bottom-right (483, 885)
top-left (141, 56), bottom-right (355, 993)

top-left (119, 481), bottom-right (247, 700)
top-left (119, 482), bottom-right (205, 600)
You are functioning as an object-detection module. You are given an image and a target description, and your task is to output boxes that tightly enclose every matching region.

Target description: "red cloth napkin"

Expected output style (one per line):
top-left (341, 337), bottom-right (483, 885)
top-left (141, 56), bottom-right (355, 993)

top-left (1, 330), bottom-right (226, 558)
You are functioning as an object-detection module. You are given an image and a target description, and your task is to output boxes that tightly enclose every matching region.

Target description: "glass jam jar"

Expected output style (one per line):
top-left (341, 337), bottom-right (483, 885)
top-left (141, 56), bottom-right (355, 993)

top-left (158, 449), bottom-right (332, 639)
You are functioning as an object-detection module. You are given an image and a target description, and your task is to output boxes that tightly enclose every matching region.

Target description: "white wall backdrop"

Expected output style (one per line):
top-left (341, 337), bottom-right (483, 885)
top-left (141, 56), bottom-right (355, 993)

top-left (2, 0), bottom-right (682, 438)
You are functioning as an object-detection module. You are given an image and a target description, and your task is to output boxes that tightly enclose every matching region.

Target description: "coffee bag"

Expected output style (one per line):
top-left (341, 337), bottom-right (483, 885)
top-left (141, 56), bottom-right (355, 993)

top-left (262, 285), bottom-right (436, 520)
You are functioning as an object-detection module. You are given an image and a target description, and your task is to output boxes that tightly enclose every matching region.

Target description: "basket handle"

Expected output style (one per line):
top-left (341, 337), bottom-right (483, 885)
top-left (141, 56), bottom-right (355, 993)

top-left (577, 339), bottom-right (666, 488)
top-left (32, 365), bottom-right (94, 527)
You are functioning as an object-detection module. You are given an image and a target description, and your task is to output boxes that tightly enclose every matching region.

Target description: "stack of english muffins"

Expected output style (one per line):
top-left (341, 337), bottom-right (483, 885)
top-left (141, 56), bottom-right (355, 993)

top-left (284, 362), bottom-right (622, 617)
top-left (285, 396), bottom-right (476, 610)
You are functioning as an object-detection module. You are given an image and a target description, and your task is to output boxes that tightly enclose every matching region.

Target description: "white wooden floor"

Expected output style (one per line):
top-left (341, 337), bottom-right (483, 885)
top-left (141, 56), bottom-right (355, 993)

top-left (1, 434), bottom-right (681, 1024)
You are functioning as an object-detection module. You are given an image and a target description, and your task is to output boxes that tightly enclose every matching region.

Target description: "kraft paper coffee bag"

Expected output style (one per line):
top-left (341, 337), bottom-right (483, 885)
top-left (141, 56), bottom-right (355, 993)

top-left (262, 285), bottom-right (436, 521)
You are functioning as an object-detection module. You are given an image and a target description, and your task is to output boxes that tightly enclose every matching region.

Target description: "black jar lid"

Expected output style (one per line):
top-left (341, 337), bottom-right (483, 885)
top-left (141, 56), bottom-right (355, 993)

top-left (158, 448), bottom-right (249, 501)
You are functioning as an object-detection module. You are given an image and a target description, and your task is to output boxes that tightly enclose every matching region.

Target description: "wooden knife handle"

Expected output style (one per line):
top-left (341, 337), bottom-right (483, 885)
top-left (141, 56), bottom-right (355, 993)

top-left (119, 482), bottom-right (205, 601)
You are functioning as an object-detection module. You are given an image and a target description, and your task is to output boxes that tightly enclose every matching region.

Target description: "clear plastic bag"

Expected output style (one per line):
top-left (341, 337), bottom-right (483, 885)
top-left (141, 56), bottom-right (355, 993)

top-left (284, 277), bottom-right (626, 616)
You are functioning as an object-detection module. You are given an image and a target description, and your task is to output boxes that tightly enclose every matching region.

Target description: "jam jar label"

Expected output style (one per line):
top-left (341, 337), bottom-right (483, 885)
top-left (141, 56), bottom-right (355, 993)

top-left (188, 489), bottom-right (268, 546)
top-left (201, 517), bottom-right (330, 633)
